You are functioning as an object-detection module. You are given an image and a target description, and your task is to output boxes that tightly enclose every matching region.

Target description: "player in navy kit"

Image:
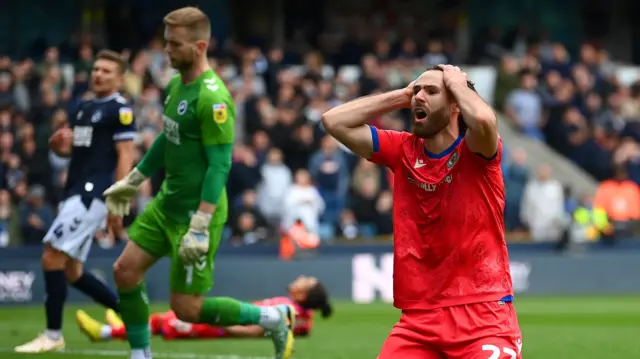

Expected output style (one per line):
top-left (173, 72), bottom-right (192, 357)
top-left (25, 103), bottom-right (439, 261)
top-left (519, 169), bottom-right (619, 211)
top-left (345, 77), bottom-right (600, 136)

top-left (15, 50), bottom-right (137, 353)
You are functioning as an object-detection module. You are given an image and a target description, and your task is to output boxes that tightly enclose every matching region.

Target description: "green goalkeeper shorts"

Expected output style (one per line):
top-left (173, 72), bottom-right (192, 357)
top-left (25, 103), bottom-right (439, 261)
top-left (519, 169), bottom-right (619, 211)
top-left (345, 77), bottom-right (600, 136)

top-left (128, 198), bottom-right (223, 295)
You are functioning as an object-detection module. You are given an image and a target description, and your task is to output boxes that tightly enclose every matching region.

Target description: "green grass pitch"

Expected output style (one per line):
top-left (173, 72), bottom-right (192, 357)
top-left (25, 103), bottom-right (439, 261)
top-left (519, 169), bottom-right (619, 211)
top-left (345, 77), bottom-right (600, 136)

top-left (0, 296), bottom-right (638, 358)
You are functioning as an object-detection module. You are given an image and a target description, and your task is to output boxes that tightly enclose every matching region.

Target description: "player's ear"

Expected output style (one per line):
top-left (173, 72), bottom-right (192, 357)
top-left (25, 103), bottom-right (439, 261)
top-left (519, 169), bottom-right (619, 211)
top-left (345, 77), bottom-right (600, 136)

top-left (195, 40), bottom-right (208, 54)
top-left (451, 102), bottom-right (460, 116)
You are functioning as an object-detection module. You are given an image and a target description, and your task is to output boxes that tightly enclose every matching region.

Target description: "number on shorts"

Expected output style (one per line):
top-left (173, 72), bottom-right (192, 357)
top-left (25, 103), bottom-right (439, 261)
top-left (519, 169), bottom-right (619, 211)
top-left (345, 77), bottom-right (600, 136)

top-left (482, 344), bottom-right (517, 359)
top-left (53, 224), bottom-right (64, 239)
top-left (184, 265), bottom-right (193, 286)
top-left (69, 218), bottom-right (81, 232)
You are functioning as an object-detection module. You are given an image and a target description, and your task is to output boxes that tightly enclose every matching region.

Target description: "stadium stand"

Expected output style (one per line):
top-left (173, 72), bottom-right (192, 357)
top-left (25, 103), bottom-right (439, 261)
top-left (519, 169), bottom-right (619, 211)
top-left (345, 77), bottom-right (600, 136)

top-left (1, 4), bottom-right (640, 249)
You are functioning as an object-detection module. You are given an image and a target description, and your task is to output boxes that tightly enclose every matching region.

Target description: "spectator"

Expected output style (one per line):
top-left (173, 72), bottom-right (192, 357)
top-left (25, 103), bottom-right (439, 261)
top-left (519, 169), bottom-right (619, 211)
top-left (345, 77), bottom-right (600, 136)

top-left (282, 169), bottom-right (325, 236)
top-left (505, 69), bottom-right (544, 140)
top-left (0, 189), bottom-right (19, 247)
top-left (593, 166), bottom-right (640, 238)
top-left (257, 148), bottom-right (292, 225)
top-left (230, 190), bottom-right (269, 246)
top-left (520, 164), bottom-right (565, 242)
top-left (504, 148), bottom-right (529, 231)
top-left (19, 185), bottom-right (54, 245)
top-left (374, 190), bottom-right (393, 235)
top-left (308, 135), bottom-right (349, 229)
top-left (227, 144), bottom-right (261, 204)
top-left (350, 176), bottom-right (379, 235)
top-left (338, 209), bottom-right (359, 240)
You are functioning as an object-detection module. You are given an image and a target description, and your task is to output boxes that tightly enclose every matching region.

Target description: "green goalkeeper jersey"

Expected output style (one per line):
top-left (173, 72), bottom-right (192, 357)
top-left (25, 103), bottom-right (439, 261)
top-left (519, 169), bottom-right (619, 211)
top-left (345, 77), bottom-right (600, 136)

top-left (155, 69), bottom-right (234, 225)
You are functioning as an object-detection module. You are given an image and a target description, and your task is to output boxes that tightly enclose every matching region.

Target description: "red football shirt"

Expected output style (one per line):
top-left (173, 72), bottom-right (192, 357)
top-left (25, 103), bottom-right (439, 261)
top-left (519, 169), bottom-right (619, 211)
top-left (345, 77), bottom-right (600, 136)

top-left (368, 126), bottom-right (513, 310)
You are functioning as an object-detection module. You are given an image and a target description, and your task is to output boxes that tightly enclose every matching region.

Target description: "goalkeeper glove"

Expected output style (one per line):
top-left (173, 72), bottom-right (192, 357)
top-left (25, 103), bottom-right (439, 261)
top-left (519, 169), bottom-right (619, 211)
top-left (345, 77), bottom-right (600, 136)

top-left (179, 211), bottom-right (212, 264)
top-left (103, 168), bottom-right (146, 216)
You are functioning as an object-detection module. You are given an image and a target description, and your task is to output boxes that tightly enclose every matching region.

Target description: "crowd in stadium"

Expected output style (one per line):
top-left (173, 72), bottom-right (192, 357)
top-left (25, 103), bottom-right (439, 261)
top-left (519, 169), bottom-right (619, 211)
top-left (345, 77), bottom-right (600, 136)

top-left (0, 24), bottom-right (639, 247)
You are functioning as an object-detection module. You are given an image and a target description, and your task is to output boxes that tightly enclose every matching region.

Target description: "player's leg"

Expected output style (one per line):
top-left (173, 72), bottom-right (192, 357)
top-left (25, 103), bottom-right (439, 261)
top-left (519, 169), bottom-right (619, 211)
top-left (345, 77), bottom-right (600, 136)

top-left (442, 301), bottom-right (523, 359)
top-left (13, 243), bottom-right (70, 352)
top-left (113, 241), bottom-right (161, 358)
top-left (111, 201), bottom-right (169, 359)
top-left (62, 197), bottom-right (118, 312)
top-left (66, 259), bottom-right (119, 311)
top-left (15, 195), bottom-right (115, 353)
top-left (377, 324), bottom-right (443, 359)
top-left (168, 224), bottom-right (295, 359)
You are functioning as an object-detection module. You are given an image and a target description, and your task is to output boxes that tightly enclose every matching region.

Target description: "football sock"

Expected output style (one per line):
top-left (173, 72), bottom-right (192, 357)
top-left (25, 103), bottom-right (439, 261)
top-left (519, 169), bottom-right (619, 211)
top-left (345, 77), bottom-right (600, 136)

top-left (258, 306), bottom-right (285, 329)
top-left (100, 325), bottom-right (113, 340)
top-left (130, 348), bottom-right (152, 359)
top-left (44, 270), bottom-right (67, 339)
top-left (199, 297), bottom-right (267, 327)
top-left (118, 283), bottom-right (150, 351)
top-left (72, 272), bottom-right (119, 311)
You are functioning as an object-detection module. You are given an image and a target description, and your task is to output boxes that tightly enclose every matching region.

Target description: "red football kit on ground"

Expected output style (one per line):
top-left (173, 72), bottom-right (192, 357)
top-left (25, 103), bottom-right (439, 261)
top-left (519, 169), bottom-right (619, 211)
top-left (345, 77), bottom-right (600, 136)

top-left (368, 126), bottom-right (523, 359)
top-left (115, 296), bottom-right (314, 340)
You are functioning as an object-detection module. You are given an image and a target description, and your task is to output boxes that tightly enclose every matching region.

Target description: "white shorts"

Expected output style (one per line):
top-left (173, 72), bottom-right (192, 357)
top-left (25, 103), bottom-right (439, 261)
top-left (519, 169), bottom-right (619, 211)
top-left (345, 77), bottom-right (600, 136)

top-left (43, 195), bottom-right (108, 262)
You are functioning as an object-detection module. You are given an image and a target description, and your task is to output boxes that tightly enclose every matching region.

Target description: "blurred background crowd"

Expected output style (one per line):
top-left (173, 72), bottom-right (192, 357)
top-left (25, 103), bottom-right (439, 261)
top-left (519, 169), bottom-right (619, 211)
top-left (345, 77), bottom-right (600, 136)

top-left (1, 0), bottom-right (640, 249)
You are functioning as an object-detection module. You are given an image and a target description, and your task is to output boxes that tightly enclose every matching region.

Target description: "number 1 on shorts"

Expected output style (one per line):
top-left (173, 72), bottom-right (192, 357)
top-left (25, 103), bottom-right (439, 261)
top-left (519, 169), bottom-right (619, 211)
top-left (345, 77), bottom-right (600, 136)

top-left (184, 265), bottom-right (193, 286)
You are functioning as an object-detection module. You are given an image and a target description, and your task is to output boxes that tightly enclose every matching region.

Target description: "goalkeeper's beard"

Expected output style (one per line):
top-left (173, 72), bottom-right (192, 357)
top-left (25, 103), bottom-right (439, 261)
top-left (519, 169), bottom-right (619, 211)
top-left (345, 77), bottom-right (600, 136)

top-left (172, 49), bottom-right (196, 72)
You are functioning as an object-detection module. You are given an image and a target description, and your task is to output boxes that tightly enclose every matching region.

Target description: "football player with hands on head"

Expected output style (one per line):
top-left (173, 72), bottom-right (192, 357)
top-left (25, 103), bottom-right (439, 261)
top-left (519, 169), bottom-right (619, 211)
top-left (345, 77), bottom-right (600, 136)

top-left (322, 64), bottom-right (522, 359)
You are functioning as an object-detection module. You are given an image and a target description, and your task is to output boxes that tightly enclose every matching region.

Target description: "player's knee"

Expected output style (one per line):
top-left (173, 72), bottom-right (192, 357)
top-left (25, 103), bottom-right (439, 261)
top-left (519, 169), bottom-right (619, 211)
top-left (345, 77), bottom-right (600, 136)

top-left (41, 245), bottom-right (68, 271)
top-left (113, 258), bottom-right (142, 289)
top-left (64, 261), bottom-right (83, 283)
top-left (170, 294), bottom-right (203, 323)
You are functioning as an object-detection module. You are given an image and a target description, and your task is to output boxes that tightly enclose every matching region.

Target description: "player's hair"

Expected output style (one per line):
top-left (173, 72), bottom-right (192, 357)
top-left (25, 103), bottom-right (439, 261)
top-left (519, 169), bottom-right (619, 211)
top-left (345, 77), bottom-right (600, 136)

top-left (303, 280), bottom-right (333, 318)
top-left (96, 50), bottom-right (126, 74)
top-left (426, 65), bottom-right (479, 135)
top-left (163, 7), bottom-right (211, 42)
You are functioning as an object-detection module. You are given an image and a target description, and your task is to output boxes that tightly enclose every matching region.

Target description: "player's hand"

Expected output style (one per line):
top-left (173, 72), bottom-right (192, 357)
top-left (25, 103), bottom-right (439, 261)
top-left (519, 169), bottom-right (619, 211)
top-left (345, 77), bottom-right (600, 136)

top-left (107, 214), bottom-right (123, 238)
top-left (438, 64), bottom-right (468, 89)
top-left (103, 168), bottom-right (146, 216)
top-left (403, 80), bottom-right (416, 105)
top-left (178, 211), bottom-right (212, 264)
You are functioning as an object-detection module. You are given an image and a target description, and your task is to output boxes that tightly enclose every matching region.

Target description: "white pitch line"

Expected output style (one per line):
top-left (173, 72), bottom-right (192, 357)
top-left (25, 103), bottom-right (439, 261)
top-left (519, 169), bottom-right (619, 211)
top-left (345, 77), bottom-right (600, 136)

top-left (0, 348), bottom-right (275, 359)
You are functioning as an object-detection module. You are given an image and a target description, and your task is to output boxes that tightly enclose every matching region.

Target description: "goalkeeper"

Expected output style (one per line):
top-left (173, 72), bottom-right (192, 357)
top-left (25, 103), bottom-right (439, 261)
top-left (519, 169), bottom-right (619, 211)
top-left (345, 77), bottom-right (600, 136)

top-left (103, 7), bottom-right (294, 359)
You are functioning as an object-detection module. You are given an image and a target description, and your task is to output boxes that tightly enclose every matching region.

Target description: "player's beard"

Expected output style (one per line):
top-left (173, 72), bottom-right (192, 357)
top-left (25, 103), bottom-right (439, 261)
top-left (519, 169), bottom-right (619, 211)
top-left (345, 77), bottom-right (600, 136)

top-left (170, 51), bottom-right (195, 72)
top-left (411, 105), bottom-right (450, 139)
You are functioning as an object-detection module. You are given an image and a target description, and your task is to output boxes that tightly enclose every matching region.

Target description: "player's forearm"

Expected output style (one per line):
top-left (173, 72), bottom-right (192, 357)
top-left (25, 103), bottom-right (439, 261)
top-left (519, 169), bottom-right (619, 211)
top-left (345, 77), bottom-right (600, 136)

top-left (322, 90), bottom-right (408, 130)
top-left (200, 144), bottom-right (232, 208)
top-left (448, 82), bottom-right (496, 131)
top-left (137, 133), bottom-right (167, 177)
top-left (115, 153), bottom-right (135, 181)
top-left (197, 201), bottom-right (216, 215)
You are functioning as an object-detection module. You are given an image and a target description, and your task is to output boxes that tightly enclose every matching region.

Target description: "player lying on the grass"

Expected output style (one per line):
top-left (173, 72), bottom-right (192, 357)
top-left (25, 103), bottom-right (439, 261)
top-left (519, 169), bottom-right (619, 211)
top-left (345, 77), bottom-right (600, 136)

top-left (76, 276), bottom-right (332, 341)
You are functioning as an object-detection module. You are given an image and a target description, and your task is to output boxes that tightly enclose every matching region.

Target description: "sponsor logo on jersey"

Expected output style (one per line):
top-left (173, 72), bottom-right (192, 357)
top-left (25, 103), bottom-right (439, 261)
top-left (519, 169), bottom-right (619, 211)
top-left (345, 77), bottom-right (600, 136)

top-left (213, 104), bottom-right (228, 124)
top-left (118, 107), bottom-right (133, 125)
top-left (73, 126), bottom-right (94, 147)
top-left (178, 100), bottom-right (188, 115)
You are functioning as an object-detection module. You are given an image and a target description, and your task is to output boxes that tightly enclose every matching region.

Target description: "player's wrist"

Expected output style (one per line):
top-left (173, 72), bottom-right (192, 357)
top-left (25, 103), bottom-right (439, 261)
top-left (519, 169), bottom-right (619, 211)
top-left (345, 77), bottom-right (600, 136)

top-left (125, 168), bottom-right (146, 186)
top-left (190, 211), bottom-right (212, 232)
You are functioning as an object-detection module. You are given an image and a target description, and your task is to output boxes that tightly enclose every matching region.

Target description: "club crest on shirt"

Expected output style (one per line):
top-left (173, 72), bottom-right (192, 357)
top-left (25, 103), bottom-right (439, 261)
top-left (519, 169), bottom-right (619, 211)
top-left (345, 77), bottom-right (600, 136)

top-left (213, 104), bottom-right (228, 124)
top-left (118, 107), bottom-right (133, 125)
top-left (178, 100), bottom-right (188, 115)
top-left (447, 151), bottom-right (459, 169)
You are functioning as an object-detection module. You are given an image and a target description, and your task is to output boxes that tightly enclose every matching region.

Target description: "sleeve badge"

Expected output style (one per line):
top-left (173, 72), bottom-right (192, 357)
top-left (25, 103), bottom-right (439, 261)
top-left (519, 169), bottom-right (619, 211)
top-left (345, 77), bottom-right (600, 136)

top-left (119, 107), bottom-right (134, 126)
top-left (213, 104), bottom-right (228, 124)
